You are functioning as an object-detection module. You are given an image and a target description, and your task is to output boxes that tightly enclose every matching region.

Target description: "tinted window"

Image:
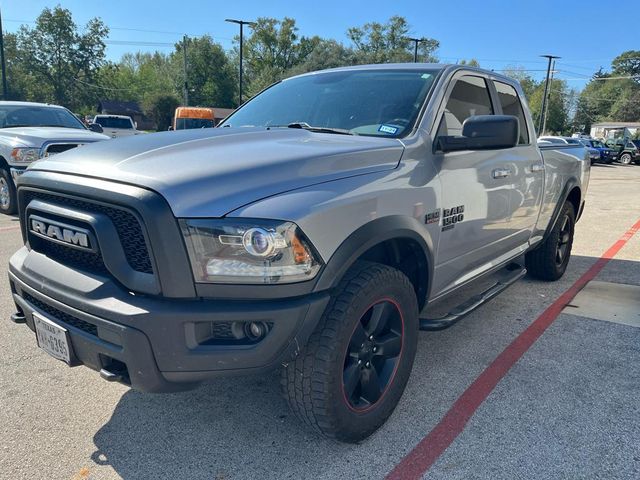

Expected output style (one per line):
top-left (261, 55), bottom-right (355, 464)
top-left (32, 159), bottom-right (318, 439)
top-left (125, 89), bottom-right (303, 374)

top-left (566, 138), bottom-right (581, 145)
top-left (0, 105), bottom-right (85, 129)
top-left (493, 81), bottom-right (529, 144)
top-left (222, 69), bottom-right (440, 138)
top-left (95, 117), bottom-right (134, 129)
top-left (438, 76), bottom-right (493, 137)
top-left (176, 118), bottom-right (215, 129)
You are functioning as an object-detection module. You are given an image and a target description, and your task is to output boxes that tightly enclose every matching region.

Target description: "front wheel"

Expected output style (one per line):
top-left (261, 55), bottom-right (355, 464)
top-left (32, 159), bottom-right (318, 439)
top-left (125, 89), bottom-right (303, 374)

top-left (282, 261), bottom-right (418, 442)
top-left (0, 168), bottom-right (17, 215)
top-left (619, 153), bottom-right (632, 165)
top-left (526, 201), bottom-right (575, 281)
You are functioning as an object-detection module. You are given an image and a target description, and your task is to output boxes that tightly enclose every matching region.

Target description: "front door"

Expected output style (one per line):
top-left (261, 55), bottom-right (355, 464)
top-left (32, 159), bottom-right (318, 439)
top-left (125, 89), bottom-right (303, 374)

top-left (430, 74), bottom-right (516, 297)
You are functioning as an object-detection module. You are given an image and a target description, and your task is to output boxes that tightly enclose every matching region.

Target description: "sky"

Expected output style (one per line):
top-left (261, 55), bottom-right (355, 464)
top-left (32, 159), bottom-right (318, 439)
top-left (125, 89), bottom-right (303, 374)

top-left (3, 0), bottom-right (639, 90)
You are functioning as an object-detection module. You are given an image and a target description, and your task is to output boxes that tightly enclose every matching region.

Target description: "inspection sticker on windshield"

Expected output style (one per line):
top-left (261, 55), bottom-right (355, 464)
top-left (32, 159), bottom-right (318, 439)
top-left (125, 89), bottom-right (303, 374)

top-left (378, 124), bottom-right (399, 135)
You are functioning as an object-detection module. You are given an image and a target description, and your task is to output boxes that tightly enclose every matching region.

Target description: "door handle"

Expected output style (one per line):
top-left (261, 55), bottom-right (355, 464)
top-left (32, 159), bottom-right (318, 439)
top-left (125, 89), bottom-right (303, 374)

top-left (492, 168), bottom-right (511, 179)
top-left (531, 163), bottom-right (545, 173)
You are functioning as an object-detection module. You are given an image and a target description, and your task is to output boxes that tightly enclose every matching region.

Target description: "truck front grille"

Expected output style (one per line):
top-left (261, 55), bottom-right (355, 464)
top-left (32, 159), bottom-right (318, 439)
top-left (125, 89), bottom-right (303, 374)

top-left (22, 191), bottom-right (153, 274)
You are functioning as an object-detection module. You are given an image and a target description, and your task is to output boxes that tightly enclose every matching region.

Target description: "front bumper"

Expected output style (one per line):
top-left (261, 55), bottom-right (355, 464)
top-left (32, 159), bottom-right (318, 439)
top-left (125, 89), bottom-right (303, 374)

top-left (8, 247), bottom-right (330, 392)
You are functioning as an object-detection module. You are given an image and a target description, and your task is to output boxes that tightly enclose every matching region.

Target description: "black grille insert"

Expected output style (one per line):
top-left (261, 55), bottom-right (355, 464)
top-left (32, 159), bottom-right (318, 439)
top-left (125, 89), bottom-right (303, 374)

top-left (44, 144), bottom-right (79, 156)
top-left (22, 190), bottom-right (153, 274)
top-left (23, 291), bottom-right (98, 337)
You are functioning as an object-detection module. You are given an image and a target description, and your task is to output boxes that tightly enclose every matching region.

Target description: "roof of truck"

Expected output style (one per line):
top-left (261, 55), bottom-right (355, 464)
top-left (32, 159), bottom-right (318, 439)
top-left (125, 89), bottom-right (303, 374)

top-left (288, 63), bottom-right (518, 86)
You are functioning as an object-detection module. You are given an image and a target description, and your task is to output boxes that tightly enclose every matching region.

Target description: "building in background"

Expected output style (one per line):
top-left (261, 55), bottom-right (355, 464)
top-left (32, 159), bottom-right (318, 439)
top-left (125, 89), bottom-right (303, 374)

top-left (590, 122), bottom-right (640, 140)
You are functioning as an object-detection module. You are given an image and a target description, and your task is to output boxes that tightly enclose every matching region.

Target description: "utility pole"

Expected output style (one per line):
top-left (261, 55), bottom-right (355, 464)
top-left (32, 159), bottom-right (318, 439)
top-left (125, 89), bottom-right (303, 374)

top-left (541, 58), bottom-right (557, 135)
top-left (407, 37), bottom-right (426, 63)
top-left (538, 54), bottom-right (560, 135)
top-left (182, 35), bottom-right (189, 106)
top-left (0, 8), bottom-right (8, 99)
top-left (226, 18), bottom-right (256, 105)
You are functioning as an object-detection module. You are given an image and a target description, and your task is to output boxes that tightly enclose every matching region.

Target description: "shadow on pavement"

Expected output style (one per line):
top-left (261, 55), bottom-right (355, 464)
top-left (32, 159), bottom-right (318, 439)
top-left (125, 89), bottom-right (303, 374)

top-left (90, 255), bottom-right (640, 480)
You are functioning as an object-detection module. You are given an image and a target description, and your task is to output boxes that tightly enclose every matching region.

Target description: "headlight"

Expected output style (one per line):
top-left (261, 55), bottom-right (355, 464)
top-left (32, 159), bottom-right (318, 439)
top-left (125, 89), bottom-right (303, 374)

top-left (180, 219), bottom-right (322, 284)
top-left (11, 147), bottom-right (41, 163)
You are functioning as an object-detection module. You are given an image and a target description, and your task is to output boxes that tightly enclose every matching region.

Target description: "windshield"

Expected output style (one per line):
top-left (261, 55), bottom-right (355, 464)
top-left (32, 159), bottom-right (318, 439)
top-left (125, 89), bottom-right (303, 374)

top-left (0, 105), bottom-right (86, 129)
top-left (221, 69), bottom-right (441, 137)
top-left (591, 140), bottom-right (604, 148)
top-left (176, 118), bottom-right (215, 129)
top-left (95, 117), bottom-right (134, 129)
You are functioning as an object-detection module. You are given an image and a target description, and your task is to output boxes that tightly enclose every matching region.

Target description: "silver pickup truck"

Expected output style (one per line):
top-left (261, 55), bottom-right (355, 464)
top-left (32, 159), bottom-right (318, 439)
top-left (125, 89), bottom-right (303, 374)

top-left (0, 101), bottom-right (109, 214)
top-left (8, 64), bottom-right (588, 442)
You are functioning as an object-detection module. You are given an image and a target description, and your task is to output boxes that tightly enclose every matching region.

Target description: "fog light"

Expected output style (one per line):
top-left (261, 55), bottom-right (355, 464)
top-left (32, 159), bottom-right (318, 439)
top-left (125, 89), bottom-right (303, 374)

top-left (245, 321), bottom-right (268, 340)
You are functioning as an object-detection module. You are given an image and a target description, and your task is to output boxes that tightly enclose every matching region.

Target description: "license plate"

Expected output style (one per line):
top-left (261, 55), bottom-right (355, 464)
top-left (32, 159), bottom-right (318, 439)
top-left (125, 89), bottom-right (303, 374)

top-left (33, 311), bottom-right (72, 364)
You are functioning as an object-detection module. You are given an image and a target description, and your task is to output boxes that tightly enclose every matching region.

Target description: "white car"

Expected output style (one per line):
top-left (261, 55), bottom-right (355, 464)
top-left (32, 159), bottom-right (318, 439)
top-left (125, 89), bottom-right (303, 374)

top-left (92, 115), bottom-right (142, 138)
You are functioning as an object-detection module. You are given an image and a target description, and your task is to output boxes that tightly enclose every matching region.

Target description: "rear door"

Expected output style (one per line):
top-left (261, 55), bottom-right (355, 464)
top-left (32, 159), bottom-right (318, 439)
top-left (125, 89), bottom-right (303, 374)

top-left (430, 73), bottom-right (515, 296)
top-left (490, 80), bottom-right (544, 248)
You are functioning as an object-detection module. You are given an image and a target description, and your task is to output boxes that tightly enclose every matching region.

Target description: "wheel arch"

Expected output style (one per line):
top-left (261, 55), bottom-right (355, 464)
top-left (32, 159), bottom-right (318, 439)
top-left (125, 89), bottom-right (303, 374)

top-left (543, 178), bottom-right (581, 243)
top-left (314, 215), bottom-right (434, 310)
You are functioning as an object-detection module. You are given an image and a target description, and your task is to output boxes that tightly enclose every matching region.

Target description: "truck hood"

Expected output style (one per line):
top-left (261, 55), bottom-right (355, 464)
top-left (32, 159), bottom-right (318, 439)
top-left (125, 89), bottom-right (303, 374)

top-left (0, 127), bottom-right (110, 146)
top-left (29, 127), bottom-right (404, 217)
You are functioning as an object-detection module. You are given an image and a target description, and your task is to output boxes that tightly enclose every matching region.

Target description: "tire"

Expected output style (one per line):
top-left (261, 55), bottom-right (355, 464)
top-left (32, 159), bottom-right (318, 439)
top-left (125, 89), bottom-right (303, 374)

top-left (526, 201), bottom-right (575, 281)
top-left (619, 153), bottom-right (632, 165)
top-left (0, 168), bottom-right (17, 215)
top-left (282, 261), bottom-right (419, 442)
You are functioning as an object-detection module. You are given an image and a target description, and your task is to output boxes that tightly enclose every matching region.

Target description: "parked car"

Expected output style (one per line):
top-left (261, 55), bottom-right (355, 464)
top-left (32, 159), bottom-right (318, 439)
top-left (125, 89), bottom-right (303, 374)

top-left (605, 138), bottom-right (640, 165)
top-left (579, 138), bottom-right (616, 164)
top-left (92, 114), bottom-right (142, 138)
top-left (539, 136), bottom-right (600, 163)
top-left (8, 64), bottom-right (589, 442)
top-left (0, 101), bottom-right (109, 214)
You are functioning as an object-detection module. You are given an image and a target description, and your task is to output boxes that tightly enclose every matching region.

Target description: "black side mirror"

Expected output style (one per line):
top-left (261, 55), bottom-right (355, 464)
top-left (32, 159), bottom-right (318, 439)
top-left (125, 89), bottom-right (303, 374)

top-left (88, 123), bottom-right (103, 133)
top-left (438, 115), bottom-right (519, 153)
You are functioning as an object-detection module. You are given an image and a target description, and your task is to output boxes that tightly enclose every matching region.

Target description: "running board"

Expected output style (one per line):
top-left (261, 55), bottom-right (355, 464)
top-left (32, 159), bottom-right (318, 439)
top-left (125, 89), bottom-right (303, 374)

top-left (419, 263), bottom-right (527, 331)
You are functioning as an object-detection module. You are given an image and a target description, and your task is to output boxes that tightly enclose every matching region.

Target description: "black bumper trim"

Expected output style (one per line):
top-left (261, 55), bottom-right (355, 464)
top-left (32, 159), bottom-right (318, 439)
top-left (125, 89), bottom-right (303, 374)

top-left (9, 267), bottom-right (330, 393)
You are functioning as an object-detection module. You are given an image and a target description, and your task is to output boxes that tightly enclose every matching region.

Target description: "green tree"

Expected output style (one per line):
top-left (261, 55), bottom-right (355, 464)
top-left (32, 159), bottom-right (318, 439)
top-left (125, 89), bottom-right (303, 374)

top-left (143, 94), bottom-right (180, 131)
top-left (346, 16), bottom-right (438, 64)
top-left (240, 17), bottom-right (310, 97)
top-left (14, 6), bottom-right (108, 110)
top-left (611, 50), bottom-right (640, 81)
top-left (173, 36), bottom-right (236, 107)
top-left (286, 39), bottom-right (355, 76)
top-left (458, 59), bottom-right (480, 67)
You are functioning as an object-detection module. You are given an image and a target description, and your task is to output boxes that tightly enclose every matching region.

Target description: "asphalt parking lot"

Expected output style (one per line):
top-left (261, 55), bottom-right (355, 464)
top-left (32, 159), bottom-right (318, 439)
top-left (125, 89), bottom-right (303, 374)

top-left (1, 164), bottom-right (639, 480)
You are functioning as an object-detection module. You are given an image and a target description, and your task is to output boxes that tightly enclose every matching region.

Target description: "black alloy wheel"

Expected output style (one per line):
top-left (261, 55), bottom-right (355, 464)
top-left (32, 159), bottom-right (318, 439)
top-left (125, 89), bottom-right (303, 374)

top-left (342, 299), bottom-right (403, 411)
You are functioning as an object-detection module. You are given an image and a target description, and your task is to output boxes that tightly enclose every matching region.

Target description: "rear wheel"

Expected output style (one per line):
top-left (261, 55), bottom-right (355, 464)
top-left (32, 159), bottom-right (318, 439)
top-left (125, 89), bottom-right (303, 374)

top-left (0, 168), bottom-right (17, 215)
top-left (526, 201), bottom-right (575, 281)
top-left (282, 261), bottom-right (418, 442)
top-left (619, 153), bottom-right (632, 165)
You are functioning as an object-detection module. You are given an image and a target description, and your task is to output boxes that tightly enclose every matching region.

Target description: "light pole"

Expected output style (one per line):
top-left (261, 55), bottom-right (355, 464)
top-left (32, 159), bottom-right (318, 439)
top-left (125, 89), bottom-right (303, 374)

top-left (182, 35), bottom-right (188, 106)
top-left (538, 54), bottom-right (560, 135)
top-left (407, 37), bottom-right (426, 63)
top-left (226, 18), bottom-right (255, 105)
top-left (0, 8), bottom-right (8, 99)
top-left (541, 59), bottom-right (557, 135)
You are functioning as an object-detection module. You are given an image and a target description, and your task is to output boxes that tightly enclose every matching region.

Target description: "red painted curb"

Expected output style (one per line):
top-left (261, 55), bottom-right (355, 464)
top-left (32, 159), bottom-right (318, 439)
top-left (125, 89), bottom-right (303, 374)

top-left (386, 219), bottom-right (640, 480)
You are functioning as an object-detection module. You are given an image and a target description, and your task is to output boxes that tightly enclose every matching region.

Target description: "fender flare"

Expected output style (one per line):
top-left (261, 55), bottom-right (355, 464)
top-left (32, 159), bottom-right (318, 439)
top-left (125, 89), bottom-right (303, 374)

top-left (542, 177), bottom-right (580, 243)
top-left (313, 215), bottom-right (435, 304)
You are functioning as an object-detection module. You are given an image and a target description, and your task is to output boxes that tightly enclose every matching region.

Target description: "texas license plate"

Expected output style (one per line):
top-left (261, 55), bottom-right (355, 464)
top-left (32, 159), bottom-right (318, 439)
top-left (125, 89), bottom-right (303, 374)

top-left (33, 311), bottom-right (72, 364)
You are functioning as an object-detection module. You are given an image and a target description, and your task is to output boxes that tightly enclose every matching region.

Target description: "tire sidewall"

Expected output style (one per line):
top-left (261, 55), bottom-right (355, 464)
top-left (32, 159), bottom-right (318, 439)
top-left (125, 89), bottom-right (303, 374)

top-left (0, 168), bottom-right (17, 215)
top-left (620, 153), bottom-right (631, 165)
top-left (552, 203), bottom-right (575, 277)
top-left (327, 273), bottom-right (418, 441)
